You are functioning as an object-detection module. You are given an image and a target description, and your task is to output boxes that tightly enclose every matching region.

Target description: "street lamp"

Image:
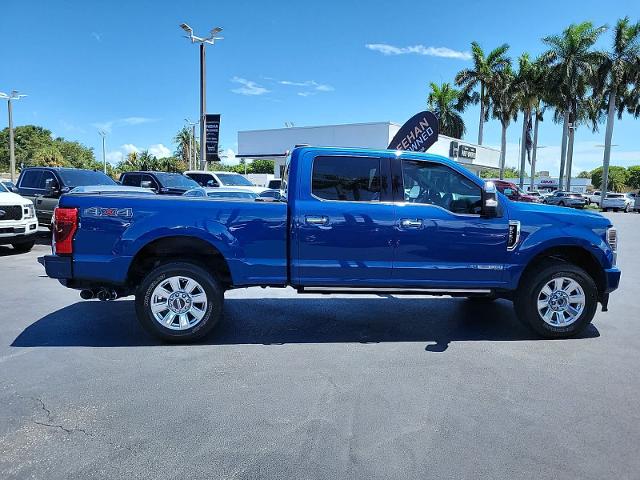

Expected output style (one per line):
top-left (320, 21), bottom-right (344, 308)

top-left (185, 118), bottom-right (197, 170)
top-left (98, 130), bottom-right (107, 174)
top-left (180, 23), bottom-right (223, 170)
top-left (0, 90), bottom-right (27, 183)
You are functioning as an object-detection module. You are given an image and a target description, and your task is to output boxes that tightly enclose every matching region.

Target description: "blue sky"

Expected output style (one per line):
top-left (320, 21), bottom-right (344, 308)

top-left (2, 0), bottom-right (639, 173)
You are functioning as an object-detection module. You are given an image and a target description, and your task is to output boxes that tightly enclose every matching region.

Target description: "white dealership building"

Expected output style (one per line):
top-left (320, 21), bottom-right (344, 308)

top-left (237, 121), bottom-right (501, 179)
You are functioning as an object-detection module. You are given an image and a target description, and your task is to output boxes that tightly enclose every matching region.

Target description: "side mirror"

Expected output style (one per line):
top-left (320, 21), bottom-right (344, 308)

top-left (206, 180), bottom-right (219, 187)
top-left (482, 181), bottom-right (499, 218)
top-left (11, 187), bottom-right (19, 193)
top-left (45, 178), bottom-right (60, 197)
top-left (140, 180), bottom-right (157, 192)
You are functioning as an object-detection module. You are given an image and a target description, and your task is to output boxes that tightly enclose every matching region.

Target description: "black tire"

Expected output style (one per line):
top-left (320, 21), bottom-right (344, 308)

top-left (11, 240), bottom-right (35, 253)
top-left (135, 261), bottom-right (224, 343)
top-left (514, 261), bottom-right (598, 338)
top-left (624, 204), bottom-right (630, 213)
top-left (559, 201), bottom-right (565, 207)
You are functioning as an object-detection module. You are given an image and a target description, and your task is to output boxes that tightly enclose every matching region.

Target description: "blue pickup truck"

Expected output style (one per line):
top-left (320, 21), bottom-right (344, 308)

top-left (42, 146), bottom-right (620, 342)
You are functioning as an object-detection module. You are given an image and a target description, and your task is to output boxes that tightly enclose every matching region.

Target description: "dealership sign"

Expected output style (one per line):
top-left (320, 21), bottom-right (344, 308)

top-left (388, 111), bottom-right (438, 152)
top-left (205, 113), bottom-right (221, 161)
top-left (449, 141), bottom-right (477, 160)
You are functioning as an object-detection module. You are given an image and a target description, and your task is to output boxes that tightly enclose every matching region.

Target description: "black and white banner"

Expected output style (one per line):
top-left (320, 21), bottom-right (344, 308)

top-left (388, 111), bottom-right (438, 152)
top-left (205, 113), bottom-right (221, 161)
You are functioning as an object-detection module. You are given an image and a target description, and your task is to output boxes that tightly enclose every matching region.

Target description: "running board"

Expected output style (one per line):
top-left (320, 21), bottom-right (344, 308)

top-left (297, 286), bottom-right (492, 295)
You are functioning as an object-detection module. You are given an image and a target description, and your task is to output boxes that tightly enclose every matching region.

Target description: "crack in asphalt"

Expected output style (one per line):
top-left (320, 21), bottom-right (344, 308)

top-left (33, 397), bottom-right (93, 436)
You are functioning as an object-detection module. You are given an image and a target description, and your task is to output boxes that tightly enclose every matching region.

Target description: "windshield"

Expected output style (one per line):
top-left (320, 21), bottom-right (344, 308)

top-left (154, 173), bottom-right (199, 189)
top-left (0, 182), bottom-right (8, 193)
top-left (57, 169), bottom-right (116, 187)
top-left (207, 191), bottom-right (257, 199)
top-left (215, 173), bottom-right (254, 186)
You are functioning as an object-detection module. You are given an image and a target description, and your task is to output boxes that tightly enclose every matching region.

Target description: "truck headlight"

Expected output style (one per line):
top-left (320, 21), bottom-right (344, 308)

top-left (607, 227), bottom-right (617, 265)
top-left (24, 204), bottom-right (35, 219)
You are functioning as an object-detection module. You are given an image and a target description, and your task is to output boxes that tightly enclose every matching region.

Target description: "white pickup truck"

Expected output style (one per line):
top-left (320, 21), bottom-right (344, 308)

top-left (0, 181), bottom-right (39, 252)
top-left (587, 190), bottom-right (602, 206)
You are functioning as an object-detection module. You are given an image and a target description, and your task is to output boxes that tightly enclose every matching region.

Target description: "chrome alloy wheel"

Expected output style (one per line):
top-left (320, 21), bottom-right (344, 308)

top-left (150, 276), bottom-right (208, 330)
top-left (536, 277), bottom-right (585, 327)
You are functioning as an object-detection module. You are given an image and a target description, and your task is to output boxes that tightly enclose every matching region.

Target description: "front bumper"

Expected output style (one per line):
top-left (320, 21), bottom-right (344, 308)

top-left (604, 267), bottom-right (621, 293)
top-left (40, 254), bottom-right (73, 279)
top-left (0, 220), bottom-right (38, 243)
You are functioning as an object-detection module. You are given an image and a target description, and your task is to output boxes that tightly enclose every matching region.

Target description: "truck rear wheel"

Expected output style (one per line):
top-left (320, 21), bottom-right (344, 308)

top-left (135, 261), bottom-right (223, 343)
top-left (514, 261), bottom-right (598, 338)
top-left (11, 240), bottom-right (36, 253)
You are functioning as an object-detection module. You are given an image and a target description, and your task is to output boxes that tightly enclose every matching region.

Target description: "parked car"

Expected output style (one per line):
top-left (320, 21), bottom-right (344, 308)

top-left (183, 170), bottom-right (267, 195)
top-left (258, 189), bottom-right (283, 200)
top-left (526, 190), bottom-right (544, 201)
top-left (16, 167), bottom-right (116, 226)
top-left (634, 194), bottom-right (640, 213)
top-left (601, 193), bottom-right (629, 212)
top-left (68, 185), bottom-right (157, 195)
top-left (120, 171), bottom-right (199, 195)
top-left (544, 191), bottom-right (586, 208)
top-left (492, 180), bottom-right (540, 203)
top-left (41, 146), bottom-right (620, 342)
top-left (587, 191), bottom-right (602, 206)
top-left (0, 180), bottom-right (38, 252)
top-left (183, 188), bottom-right (259, 200)
top-left (267, 179), bottom-right (282, 190)
top-left (1, 179), bottom-right (16, 191)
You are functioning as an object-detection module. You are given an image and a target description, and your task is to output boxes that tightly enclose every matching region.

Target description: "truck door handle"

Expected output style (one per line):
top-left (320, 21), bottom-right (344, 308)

top-left (305, 215), bottom-right (329, 226)
top-left (400, 218), bottom-right (423, 229)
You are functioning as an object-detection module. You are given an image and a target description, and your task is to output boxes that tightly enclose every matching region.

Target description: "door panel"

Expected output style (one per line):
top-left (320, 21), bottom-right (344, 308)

top-left (295, 154), bottom-right (395, 286)
top-left (392, 159), bottom-right (509, 287)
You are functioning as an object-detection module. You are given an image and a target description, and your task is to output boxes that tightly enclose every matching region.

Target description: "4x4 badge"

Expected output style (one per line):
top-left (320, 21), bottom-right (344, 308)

top-left (84, 207), bottom-right (133, 218)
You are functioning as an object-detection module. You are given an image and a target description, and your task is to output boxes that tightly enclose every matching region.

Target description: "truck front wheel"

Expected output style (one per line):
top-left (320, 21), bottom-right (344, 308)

top-left (515, 262), bottom-right (598, 338)
top-left (135, 261), bottom-right (223, 343)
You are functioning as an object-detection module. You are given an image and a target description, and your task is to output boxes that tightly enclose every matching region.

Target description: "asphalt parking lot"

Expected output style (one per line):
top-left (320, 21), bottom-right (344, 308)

top-left (1, 212), bottom-right (639, 479)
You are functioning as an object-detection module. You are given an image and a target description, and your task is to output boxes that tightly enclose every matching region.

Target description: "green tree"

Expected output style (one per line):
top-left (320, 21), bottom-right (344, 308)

top-left (542, 21), bottom-right (606, 189)
top-left (427, 82), bottom-right (466, 139)
top-left (54, 138), bottom-right (97, 169)
top-left (248, 159), bottom-right (275, 174)
top-left (592, 17), bottom-right (640, 198)
top-left (627, 165), bottom-right (640, 189)
top-left (455, 42), bottom-right (510, 145)
top-left (33, 145), bottom-right (64, 167)
top-left (0, 125), bottom-right (54, 170)
top-left (591, 165), bottom-right (628, 191)
top-left (173, 127), bottom-right (199, 169)
top-left (490, 64), bottom-right (519, 179)
top-left (577, 171), bottom-right (591, 178)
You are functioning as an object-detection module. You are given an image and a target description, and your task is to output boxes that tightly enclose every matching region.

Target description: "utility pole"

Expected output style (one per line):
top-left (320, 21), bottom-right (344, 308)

top-left (98, 130), bottom-right (107, 173)
top-left (180, 23), bottom-right (223, 171)
top-left (0, 90), bottom-right (27, 183)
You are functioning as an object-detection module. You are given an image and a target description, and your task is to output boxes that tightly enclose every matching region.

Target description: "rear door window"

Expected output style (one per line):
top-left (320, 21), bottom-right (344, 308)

top-left (121, 174), bottom-right (142, 187)
top-left (311, 156), bottom-right (383, 202)
top-left (19, 170), bottom-right (43, 189)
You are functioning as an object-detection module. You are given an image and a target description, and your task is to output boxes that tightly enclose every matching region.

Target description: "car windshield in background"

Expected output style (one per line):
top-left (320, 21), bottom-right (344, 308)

top-left (215, 174), bottom-right (254, 186)
top-left (154, 173), bottom-right (199, 189)
top-left (0, 182), bottom-right (8, 192)
top-left (207, 191), bottom-right (257, 199)
top-left (57, 170), bottom-right (116, 187)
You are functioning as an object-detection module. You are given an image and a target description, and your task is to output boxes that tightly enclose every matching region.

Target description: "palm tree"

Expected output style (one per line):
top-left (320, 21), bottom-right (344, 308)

top-left (174, 127), bottom-right (198, 170)
top-left (455, 41), bottom-right (510, 145)
top-left (593, 17), bottom-right (640, 197)
top-left (514, 53), bottom-right (546, 188)
top-left (490, 64), bottom-right (519, 179)
top-left (541, 21), bottom-right (606, 190)
top-left (427, 82), bottom-right (466, 139)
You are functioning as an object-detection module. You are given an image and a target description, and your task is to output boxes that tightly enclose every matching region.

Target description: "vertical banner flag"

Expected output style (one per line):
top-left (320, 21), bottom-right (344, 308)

top-left (205, 114), bottom-right (221, 162)
top-left (388, 111), bottom-right (439, 152)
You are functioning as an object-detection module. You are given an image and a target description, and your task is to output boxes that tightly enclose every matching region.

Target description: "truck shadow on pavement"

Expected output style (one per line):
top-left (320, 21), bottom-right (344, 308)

top-left (12, 296), bottom-right (599, 350)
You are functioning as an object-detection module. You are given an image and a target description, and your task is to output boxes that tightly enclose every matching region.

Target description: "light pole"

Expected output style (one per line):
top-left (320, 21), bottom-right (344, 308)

top-left (98, 130), bottom-right (107, 173)
top-left (0, 90), bottom-right (27, 183)
top-left (185, 118), bottom-right (197, 170)
top-left (180, 23), bottom-right (223, 170)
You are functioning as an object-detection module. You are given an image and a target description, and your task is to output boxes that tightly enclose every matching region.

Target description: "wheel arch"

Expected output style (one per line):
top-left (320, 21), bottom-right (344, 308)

top-left (126, 235), bottom-right (233, 289)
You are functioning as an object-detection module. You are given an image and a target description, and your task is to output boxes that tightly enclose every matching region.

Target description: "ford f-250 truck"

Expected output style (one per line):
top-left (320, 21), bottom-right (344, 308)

top-left (41, 146), bottom-right (621, 342)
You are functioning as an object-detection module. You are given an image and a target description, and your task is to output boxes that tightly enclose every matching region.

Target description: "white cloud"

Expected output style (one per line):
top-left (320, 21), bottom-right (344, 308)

top-left (60, 120), bottom-right (85, 134)
top-left (231, 77), bottom-right (269, 96)
top-left (278, 79), bottom-right (334, 97)
top-left (121, 143), bottom-right (140, 154)
top-left (105, 151), bottom-right (123, 164)
top-left (220, 148), bottom-right (238, 166)
top-left (91, 32), bottom-right (102, 42)
top-left (365, 43), bottom-right (472, 60)
top-left (148, 144), bottom-right (171, 159)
